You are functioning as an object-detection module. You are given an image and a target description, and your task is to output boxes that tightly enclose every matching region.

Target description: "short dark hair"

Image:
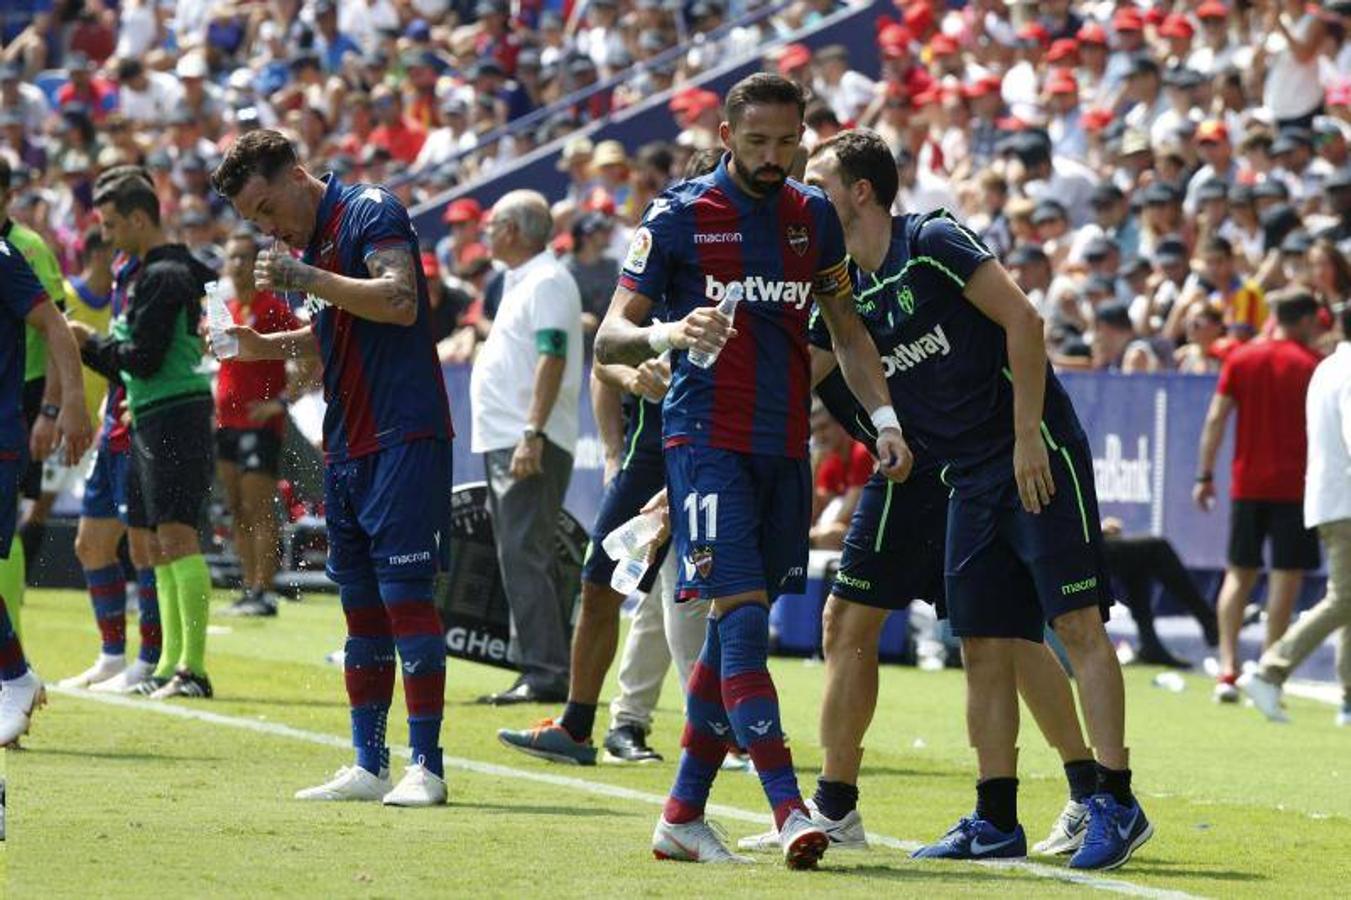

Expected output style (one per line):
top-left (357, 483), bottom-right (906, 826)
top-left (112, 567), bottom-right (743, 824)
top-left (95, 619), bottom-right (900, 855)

top-left (811, 129), bottom-right (899, 210)
top-left (93, 172), bottom-right (160, 226)
top-left (1271, 287), bottom-right (1320, 326)
top-left (211, 129), bottom-right (298, 199)
top-left (683, 147), bottom-right (722, 179)
top-left (1203, 235), bottom-right (1233, 257)
top-left (724, 73), bottom-right (805, 127)
top-left (95, 163), bottom-right (152, 191)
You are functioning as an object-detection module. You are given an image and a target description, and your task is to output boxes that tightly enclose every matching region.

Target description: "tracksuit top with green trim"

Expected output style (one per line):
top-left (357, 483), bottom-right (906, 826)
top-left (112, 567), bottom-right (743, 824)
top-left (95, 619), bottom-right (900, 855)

top-left (807, 210), bottom-right (1086, 493)
top-left (0, 219), bottom-right (65, 382)
top-left (79, 243), bottom-right (213, 422)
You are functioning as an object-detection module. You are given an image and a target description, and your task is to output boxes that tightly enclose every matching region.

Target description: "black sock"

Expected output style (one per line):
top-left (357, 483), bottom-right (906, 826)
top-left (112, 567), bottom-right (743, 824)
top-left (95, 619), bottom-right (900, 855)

top-left (975, 777), bottom-right (1018, 833)
top-left (557, 701), bottom-right (596, 742)
top-left (1095, 763), bottom-right (1135, 806)
top-left (812, 778), bottom-right (859, 821)
top-left (1064, 759), bottom-right (1097, 803)
top-left (19, 521), bottom-right (44, 579)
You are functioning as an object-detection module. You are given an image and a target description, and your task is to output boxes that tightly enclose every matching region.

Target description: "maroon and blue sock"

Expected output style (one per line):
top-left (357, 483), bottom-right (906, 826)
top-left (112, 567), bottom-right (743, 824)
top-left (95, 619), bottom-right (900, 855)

top-left (341, 584), bottom-right (396, 776)
top-left (719, 603), bottom-right (806, 830)
top-left (135, 568), bottom-right (161, 665)
top-left (663, 618), bottom-right (731, 824)
top-left (84, 564), bottom-right (127, 655)
top-left (0, 593), bottom-right (29, 680)
top-left (386, 589), bottom-right (447, 780)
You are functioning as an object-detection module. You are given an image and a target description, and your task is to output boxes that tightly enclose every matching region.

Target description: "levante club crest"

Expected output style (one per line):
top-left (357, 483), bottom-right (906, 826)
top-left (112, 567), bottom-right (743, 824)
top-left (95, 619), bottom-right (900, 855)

top-left (786, 224), bottom-right (809, 257)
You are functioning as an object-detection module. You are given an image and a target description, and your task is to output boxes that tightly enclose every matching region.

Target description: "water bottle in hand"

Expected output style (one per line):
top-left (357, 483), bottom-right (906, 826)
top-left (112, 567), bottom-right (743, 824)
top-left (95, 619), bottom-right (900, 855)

top-left (688, 282), bottom-right (742, 369)
top-left (205, 280), bottom-right (239, 359)
top-left (610, 556), bottom-right (649, 595)
top-left (602, 509), bottom-right (664, 561)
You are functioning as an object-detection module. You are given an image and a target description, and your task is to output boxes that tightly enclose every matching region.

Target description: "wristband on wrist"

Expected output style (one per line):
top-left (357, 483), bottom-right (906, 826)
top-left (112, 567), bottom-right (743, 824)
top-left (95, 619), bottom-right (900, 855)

top-left (1195, 472), bottom-right (1213, 483)
top-left (870, 405), bottom-right (900, 434)
top-left (647, 322), bottom-right (673, 354)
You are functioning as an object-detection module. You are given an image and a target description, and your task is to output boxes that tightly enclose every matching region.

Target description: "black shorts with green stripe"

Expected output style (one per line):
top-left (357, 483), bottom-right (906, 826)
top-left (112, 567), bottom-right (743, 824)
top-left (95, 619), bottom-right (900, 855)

top-left (944, 436), bottom-right (1112, 642)
top-left (831, 465), bottom-right (949, 611)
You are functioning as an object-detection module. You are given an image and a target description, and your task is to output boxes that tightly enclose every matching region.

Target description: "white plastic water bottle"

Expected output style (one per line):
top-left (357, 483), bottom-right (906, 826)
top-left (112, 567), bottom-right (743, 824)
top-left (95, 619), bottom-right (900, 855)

top-left (687, 283), bottom-right (742, 369)
top-left (610, 556), bottom-right (649, 595)
top-left (602, 509), bottom-right (664, 561)
top-left (205, 280), bottom-right (239, 359)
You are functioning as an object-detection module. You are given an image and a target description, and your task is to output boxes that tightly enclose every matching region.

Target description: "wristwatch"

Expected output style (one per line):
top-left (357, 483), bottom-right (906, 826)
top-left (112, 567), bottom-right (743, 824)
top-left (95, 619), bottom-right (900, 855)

top-left (39, 403), bottom-right (60, 419)
top-left (523, 426), bottom-right (541, 441)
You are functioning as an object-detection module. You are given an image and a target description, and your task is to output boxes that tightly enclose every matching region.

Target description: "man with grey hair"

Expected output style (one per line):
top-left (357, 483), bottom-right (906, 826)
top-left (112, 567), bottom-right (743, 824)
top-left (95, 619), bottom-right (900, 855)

top-left (471, 190), bottom-right (583, 704)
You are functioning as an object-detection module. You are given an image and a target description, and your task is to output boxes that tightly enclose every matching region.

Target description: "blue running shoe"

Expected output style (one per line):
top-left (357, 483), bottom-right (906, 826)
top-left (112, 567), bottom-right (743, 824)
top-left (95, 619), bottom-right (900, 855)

top-left (497, 718), bottom-right (598, 766)
top-left (1069, 794), bottom-right (1154, 870)
top-left (910, 816), bottom-right (1026, 860)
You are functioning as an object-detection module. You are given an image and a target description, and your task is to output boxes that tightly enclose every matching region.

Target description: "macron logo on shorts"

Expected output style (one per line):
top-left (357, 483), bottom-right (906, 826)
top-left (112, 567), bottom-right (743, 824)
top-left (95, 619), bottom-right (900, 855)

top-left (389, 550), bottom-right (433, 566)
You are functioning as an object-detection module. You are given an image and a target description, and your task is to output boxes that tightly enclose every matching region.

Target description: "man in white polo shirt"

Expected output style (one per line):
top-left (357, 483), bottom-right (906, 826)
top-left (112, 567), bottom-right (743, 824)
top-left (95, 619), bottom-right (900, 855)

top-left (1240, 302), bottom-right (1351, 727)
top-left (470, 189), bottom-right (582, 705)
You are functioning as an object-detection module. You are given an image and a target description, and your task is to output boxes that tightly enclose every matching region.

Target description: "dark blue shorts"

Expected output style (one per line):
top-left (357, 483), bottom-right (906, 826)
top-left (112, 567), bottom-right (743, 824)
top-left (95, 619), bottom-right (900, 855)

top-left (945, 438), bottom-right (1111, 642)
top-left (665, 443), bottom-right (809, 602)
top-left (81, 443), bottom-right (131, 524)
top-left (0, 453), bottom-right (23, 557)
top-left (580, 454), bottom-right (669, 592)
top-left (325, 439), bottom-right (452, 589)
top-left (832, 466), bottom-right (948, 611)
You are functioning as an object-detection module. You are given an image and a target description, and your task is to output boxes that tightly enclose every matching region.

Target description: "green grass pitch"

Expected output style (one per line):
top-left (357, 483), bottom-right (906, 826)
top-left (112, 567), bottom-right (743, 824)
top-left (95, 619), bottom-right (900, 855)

top-left (6, 587), bottom-right (1350, 898)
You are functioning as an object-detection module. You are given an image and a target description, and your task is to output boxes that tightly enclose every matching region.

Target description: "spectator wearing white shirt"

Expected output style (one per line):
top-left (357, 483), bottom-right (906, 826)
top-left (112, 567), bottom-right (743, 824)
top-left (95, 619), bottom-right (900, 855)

top-left (1188, 1), bottom-right (1243, 76)
top-left (812, 44), bottom-right (875, 124)
top-left (1260, 0), bottom-right (1326, 130)
top-left (1241, 303), bottom-right (1351, 727)
top-left (471, 190), bottom-right (583, 704)
top-left (113, 58), bottom-right (182, 126)
top-left (891, 145), bottom-right (957, 216)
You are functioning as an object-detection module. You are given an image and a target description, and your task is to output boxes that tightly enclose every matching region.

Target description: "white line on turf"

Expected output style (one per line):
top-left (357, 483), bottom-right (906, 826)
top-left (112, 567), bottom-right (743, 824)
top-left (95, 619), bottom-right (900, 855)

top-left (49, 685), bottom-right (1200, 900)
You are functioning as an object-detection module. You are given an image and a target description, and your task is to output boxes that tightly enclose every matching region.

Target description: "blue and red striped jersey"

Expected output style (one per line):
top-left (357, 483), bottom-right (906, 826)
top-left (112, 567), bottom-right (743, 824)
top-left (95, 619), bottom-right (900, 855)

top-left (619, 156), bottom-right (848, 459)
top-left (0, 237), bottom-right (47, 452)
top-left (100, 252), bottom-right (138, 453)
top-left (300, 175), bottom-right (453, 463)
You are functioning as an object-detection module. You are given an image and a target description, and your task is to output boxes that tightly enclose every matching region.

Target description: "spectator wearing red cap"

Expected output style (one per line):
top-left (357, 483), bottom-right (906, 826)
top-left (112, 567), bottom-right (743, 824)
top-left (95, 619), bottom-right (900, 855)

top-left (1073, 23), bottom-right (1114, 109)
top-left (927, 33), bottom-right (963, 79)
top-left (1102, 7), bottom-right (1148, 95)
top-left (1260, 0), bottom-right (1326, 130)
top-left (437, 197), bottom-right (486, 274)
top-left (1158, 14), bottom-right (1195, 64)
top-left (962, 74), bottom-right (1004, 171)
top-left (776, 42), bottom-right (813, 89)
top-left (1189, 2), bottom-right (1242, 75)
top-left (1046, 69), bottom-right (1088, 161)
top-left (1187, 120), bottom-right (1238, 214)
top-left (902, 1), bottom-right (936, 43)
top-left (813, 44), bottom-right (876, 124)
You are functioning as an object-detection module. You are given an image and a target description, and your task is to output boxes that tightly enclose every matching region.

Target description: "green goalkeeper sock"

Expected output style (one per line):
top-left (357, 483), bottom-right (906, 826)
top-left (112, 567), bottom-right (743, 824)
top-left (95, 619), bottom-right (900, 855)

top-left (171, 554), bottom-right (211, 677)
top-left (0, 537), bottom-right (23, 643)
top-left (152, 563), bottom-right (180, 680)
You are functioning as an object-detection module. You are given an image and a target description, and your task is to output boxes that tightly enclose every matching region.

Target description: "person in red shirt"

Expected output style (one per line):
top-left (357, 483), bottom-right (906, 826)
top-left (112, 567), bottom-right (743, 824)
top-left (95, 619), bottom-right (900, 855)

top-left (215, 229), bottom-right (304, 617)
top-left (811, 405), bottom-right (874, 550)
top-left (1195, 289), bottom-right (1324, 702)
top-left (56, 52), bottom-right (114, 121)
top-left (368, 85), bottom-right (427, 166)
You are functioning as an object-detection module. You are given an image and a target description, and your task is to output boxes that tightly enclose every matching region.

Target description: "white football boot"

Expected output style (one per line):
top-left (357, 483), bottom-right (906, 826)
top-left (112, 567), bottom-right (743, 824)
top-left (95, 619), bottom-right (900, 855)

top-left (1032, 799), bottom-right (1090, 854)
top-left (739, 799), bottom-right (868, 852)
top-left (382, 762), bottom-right (448, 807)
top-left (653, 816), bottom-right (753, 863)
top-left (0, 671), bottom-right (45, 747)
top-left (294, 765), bottom-right (392, 802)
top-left (58, 653), bottom-right (126, 689)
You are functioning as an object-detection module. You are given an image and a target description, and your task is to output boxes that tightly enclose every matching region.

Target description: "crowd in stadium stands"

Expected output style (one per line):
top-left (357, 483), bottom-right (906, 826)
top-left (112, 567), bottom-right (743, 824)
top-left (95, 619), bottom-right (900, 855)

top-left (5, 4), bottom-right (1351, 623)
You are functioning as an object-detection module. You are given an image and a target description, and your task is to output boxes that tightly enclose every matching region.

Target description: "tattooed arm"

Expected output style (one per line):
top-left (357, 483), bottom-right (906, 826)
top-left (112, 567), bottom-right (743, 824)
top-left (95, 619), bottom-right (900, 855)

top-left (255, 242), bottom-right (420, 326)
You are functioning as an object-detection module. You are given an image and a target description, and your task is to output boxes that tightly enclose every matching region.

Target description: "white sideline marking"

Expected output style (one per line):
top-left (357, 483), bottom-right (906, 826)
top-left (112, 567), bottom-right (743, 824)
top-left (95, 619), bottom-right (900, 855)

top-left (50, 685), bottom-right (1200, 899)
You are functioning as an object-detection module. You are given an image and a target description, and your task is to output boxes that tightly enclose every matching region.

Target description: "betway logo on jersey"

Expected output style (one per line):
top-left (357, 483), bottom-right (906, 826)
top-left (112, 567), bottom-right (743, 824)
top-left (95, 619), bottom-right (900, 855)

top-left (881, 323), bottom-right (951, 376)
top-left (705, 276), bottom-right (813, 310)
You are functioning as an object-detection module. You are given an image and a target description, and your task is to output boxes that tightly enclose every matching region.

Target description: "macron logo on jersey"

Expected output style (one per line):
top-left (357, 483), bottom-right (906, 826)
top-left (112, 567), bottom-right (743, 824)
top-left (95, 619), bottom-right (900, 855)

top-left (693, 232), bottom-right (743, 244)
top-left (705, 275), bottom-right (813, 310)
top-left (881, 323), bottom-right (952, 377)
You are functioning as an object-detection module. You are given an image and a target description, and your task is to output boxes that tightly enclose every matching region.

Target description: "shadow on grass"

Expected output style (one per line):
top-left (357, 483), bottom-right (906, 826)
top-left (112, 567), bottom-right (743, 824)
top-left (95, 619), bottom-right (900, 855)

top-left (30, 748), bottom-right (228, 763)
top-left (817, 862), bottom-right (1035, 885)
top-left (1121, 862), bottom-right (1267, 883)
top-left (450, 801), bottom-right (633, 818)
